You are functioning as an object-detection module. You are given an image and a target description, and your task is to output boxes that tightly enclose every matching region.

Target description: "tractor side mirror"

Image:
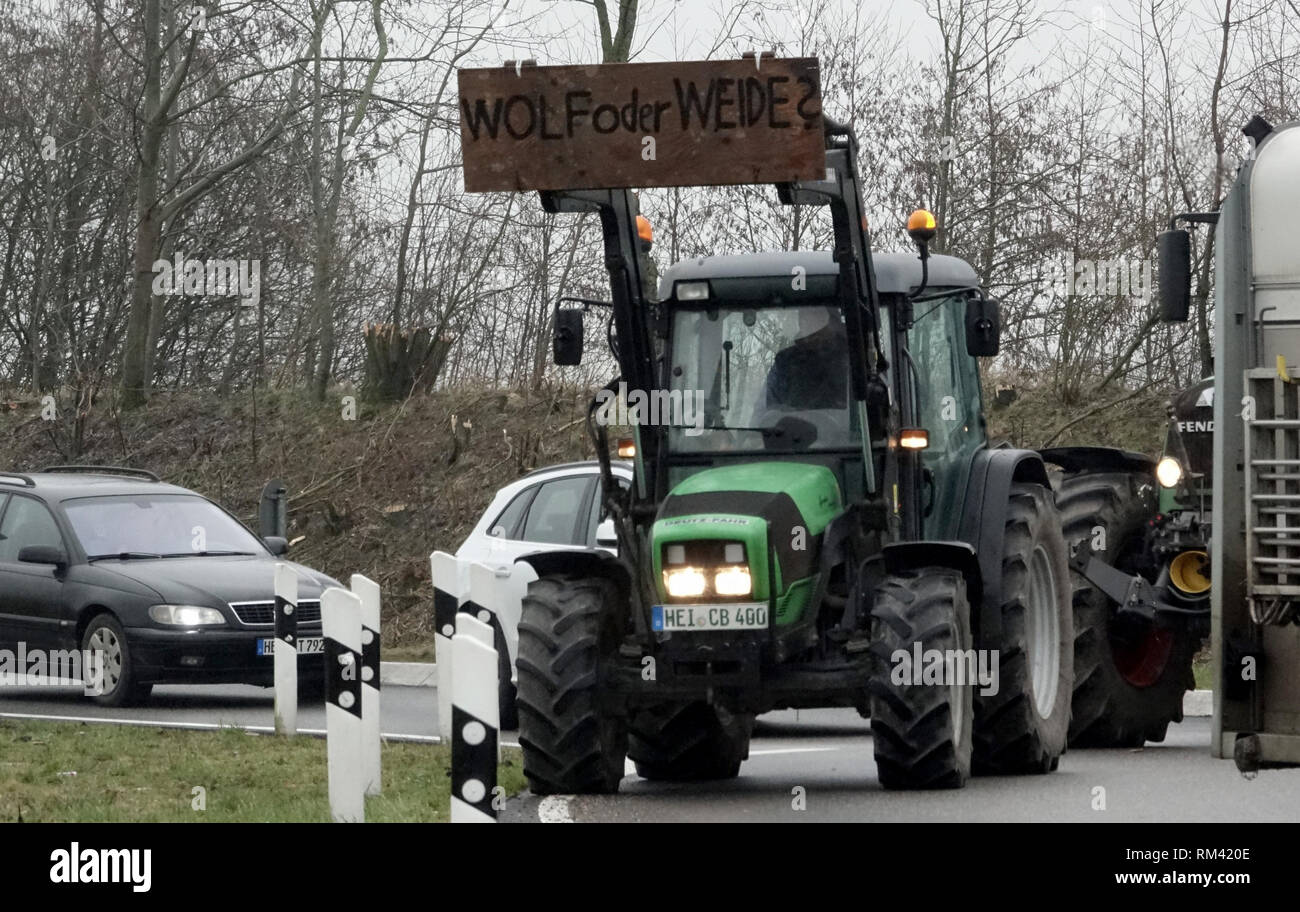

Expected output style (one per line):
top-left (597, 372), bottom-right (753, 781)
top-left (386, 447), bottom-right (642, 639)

top-left (965, 296), bottom-right (1000, 357)
top-left (553, 308), bottom-right (584, 366)
top-left (1158, 229), bottom-right (1192, 322)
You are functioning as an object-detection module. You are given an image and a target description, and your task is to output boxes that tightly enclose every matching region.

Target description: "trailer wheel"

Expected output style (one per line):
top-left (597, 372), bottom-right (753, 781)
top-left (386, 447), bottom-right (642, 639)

top-left (1056, 471), bottom-right (1199, 746)
top-left (628, 703), bottom-right (754, 781)
top-left (868, 568), bottom-right (973, 790)
top-left (973, 484), bottom-right (1073, 774)
top-left (515, 575), bottom-right (627, 794)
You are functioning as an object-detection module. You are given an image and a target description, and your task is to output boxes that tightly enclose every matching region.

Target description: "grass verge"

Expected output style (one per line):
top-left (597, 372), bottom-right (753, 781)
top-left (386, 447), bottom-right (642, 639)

top-left (0, 720), bottom-right (524, 822)
top-left (383, 642), bottom-right (438, 663)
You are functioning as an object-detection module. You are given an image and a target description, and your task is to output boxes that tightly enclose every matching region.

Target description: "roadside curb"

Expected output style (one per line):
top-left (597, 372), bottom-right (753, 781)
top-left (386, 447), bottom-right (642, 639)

top-left (1184, 689), bottom-right (1212, 717)
top-left (381, 661), bottom-right (437, 687)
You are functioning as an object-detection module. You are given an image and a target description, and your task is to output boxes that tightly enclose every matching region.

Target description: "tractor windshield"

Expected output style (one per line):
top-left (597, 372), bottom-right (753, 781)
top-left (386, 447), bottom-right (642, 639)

top-left (667, 302), bottom-right (859, 453)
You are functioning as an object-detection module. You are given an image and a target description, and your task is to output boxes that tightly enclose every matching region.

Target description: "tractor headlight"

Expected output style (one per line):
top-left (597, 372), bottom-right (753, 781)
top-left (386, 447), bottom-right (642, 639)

top-left (664, 567), bottom-right (707, 598)
top-left (1156, 456), bottom-right (1183, 488)
top-left (714, 566), bottom-right (752, 596)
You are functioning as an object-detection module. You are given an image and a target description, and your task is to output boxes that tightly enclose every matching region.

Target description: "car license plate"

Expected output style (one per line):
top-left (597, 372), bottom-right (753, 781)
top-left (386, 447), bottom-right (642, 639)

top-left (651, 603), bottom-right (767, 632)
top-left (257, 637), bottom-right (324, 656)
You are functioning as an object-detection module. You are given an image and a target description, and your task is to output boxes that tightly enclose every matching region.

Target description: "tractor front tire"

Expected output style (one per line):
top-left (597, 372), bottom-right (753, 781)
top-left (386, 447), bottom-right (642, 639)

top-left (973, 483), bottom-right (1073, 774)
top-left (1056, 471), bottom-right (1199, 747)
top-left (516, 575), bottom-right (627, 795)
top-left (868, 568), bottom-right (974, 790)
top-left (629, 703), bottom-right (754, 781)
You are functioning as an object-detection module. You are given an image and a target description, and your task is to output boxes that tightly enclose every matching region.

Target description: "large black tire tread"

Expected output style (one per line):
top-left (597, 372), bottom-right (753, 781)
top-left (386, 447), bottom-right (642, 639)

top-left (1056, 471), bottom-right (1200, 747)
top-left (515, 575), bottom-right (626, 795)
top-left (868, 569), bottom-right (974, 790)
top-left (629, 703), bottom-right (754, 781)
top-left (973, 483), bottom-right (1074, 775)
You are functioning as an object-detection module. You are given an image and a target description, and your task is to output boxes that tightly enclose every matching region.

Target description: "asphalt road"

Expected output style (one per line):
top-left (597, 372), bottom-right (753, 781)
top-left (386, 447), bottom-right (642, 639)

top-left (507, 710), bottom-right (1300, 823)
top-left (4, 684), bottom-right (1298, 822)
top-left (0, 683), bottom-right (443, 742)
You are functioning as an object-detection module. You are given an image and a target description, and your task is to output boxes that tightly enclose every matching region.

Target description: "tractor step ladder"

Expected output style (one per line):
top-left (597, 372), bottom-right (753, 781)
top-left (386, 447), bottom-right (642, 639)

top-left (1244, 368), bottom-right (1300, 609)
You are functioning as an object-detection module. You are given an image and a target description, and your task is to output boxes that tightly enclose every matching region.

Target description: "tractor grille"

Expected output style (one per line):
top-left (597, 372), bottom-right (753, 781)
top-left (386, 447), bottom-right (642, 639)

top-left (230, 600), bottom-right (321, 626)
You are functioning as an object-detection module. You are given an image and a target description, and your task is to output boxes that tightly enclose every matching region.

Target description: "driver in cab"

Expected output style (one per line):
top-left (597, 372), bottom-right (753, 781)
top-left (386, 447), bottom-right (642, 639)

top-left (764, 305), bottom-right (849, 410)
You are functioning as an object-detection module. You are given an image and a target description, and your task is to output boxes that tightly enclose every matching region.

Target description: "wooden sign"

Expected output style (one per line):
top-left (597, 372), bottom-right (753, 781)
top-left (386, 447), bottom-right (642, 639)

top-left (458, 57), bottom-right (825, 193)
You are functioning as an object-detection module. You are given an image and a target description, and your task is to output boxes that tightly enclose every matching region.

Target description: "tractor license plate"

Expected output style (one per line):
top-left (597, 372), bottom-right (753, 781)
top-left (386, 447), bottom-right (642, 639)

top-left (257, 637), bottom-right (324, 656)
top-left (652, 603), bottom-right (768, 632)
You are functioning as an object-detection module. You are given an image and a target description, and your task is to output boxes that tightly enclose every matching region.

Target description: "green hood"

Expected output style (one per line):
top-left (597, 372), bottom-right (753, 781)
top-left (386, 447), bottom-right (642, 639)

top-left (651, 462), bottom-right (843, 623)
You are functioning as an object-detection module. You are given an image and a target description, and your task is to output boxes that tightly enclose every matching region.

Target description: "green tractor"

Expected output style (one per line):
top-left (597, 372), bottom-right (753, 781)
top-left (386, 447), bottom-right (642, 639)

top-left (509, 113), bottom-right (1076, 792)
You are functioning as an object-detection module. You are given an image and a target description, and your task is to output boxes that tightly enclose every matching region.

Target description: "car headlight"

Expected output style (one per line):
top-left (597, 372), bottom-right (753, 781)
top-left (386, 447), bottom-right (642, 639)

top-left (1156, 456), bottom-right (1183, 489)
top-left (149, 604), bottom-right (226, 626)
top-left (663, 567), bottom-right (707, 598)
top-left (714, 566), bottom-right (752, 596)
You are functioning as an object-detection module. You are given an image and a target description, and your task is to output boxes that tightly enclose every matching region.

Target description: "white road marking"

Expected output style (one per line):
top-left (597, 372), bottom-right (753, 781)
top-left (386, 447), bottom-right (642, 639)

top-left (537, 795), bottom-right (574, 823)
top-left (748, 746), bottom-right (841, 756)
top-left (0, 709), bottom-right (522, 748)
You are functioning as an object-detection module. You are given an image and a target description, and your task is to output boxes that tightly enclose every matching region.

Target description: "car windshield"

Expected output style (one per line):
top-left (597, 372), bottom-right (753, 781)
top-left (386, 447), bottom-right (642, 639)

top-left (668, 302), bottom-right (859, 453)
top-left (62, 494), bottom-right (265, 559)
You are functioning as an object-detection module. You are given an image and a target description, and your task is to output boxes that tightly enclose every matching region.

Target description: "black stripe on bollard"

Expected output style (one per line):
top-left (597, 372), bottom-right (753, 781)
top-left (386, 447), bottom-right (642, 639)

top-left (433, 585), bottom-right (458, 638)
top-left (451, 704), bottom-right (498, 819)
top-left (324, 638), bottom-right (362, 718)
top-left (275, 594), bottom-right (297, 648)
top-left (362, 625), bottom-right (380, 692)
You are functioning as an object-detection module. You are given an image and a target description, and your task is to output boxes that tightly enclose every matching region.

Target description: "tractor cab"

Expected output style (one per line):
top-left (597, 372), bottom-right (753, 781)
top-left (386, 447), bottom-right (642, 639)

top-left (658, 249), bottom-right (987, 540)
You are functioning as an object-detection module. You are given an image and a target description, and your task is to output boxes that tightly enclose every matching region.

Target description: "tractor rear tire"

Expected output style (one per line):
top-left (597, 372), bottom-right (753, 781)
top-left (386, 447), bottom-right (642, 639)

top-left (1056, 471), bottom-right (1199, 747)
top-left (973, 483), bottom-right (1073, 774)
top-left (629, 703), bottom-right (754, 781)
top-left (868, 568), bottom-right (974, 790)
top-left (515, 575), bottom-right (627, 795)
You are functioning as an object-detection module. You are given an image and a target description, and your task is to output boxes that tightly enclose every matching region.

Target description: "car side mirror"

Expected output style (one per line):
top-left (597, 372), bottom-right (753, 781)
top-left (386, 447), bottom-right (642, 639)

top-left (1158, 228), bottom-right (1192, 322)
top-left (18, 544), bottom-right (67, 568)
top-left (263, 536), bottom-right (289, 556)
top-left (965, 296), bottom-right (1000, 357)
top-left (553, 308), bottom-right (584, 366)
top-left (595, 517), bottom-right (618, 547)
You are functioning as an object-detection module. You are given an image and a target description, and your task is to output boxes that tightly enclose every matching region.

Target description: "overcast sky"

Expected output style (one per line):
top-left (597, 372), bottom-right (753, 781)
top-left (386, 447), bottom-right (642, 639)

top-left (491, 0), bottom-right (1183, 69)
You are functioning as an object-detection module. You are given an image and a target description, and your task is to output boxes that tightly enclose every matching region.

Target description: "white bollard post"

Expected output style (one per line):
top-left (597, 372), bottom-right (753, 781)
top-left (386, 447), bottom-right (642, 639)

top-left (457, 571), bottom-right (496, 649)
top-left (351, 574), bottom-right (382, 796)
top-left (467, 562), bottom-right (502, 634)
top-left (450, 614), bottom-right (499, 823)
top-left (273, 563), bottom-right (298, 736)
top-left (322, 587), bottom-right (364, 823)
top-left (457, 607), bottom-right (500, 762)
top-left (430, 552), bottom-right (462, 742)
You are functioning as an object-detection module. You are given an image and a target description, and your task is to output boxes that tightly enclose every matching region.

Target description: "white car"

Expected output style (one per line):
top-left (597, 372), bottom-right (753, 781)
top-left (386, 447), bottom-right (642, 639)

top-left (453, 460), bottom-right (631, 726)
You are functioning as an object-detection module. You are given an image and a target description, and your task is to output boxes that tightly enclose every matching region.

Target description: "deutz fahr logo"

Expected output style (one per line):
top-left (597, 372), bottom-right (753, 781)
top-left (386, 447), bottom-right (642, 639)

top-left (663, 516), bottom-right (751, 527)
